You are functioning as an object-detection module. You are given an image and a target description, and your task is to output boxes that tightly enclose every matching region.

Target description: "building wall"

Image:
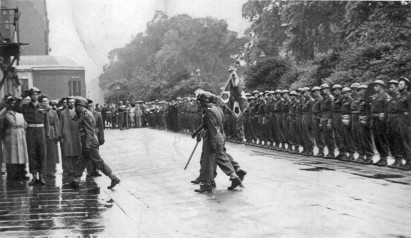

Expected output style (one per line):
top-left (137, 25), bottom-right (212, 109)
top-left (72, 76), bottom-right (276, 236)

top-left (31, 69), bottom-right (85, 100)
top-left (2, 0), bottom-right (49, 55)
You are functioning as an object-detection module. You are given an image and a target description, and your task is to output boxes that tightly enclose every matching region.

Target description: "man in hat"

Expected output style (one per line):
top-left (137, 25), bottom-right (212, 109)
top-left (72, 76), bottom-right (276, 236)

top-left (340, 87), bottom-right (356, 161)
top-left (332, 85), bottom-right (344, 159)
top-left (311, 86), bottom-right (325, 157)
top-left (13, 87), bottom-right (48, 185)
top-left (273, 89), bottom-right (285, 150)
top-left (262, 91), bottom-right (273, 147)
top-left (281, 90), bottom-right (292, 152)
top-left (294, 89), bottom-right (304, 154)
top-left (397, 77), bottom-right (411, 170)
top-left (358, 84), bottom-right (374, 164)
top-left (65, 97), bottom-right (120, 189)
top-left (288, 91), bottom-right (298, 153)
top-left (243, 96), bottom-right (256, 145)
top-left (370, 79), bottom-right (390, 166)
top-left (320, 84), bottom-right (335, 158)
top-left (194, 92), bottom-right (242, 193)
top-left (87, 99), bottom-right (105, 177)
top-left (300, 87), bottom-right (314, 156)
top-left (60, 96), bottom-right (82, 176)
top-left (349, 83), bottom-right (364, 162)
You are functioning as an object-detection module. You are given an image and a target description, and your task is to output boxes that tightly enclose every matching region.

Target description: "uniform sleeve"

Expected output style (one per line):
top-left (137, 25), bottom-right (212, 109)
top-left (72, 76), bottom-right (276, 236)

top-left (97, 113), bottom-right (105, 142)
top-left (83, 112), bottom-right (95, 149)
top-left (205, 109), bottom-right (219, 150)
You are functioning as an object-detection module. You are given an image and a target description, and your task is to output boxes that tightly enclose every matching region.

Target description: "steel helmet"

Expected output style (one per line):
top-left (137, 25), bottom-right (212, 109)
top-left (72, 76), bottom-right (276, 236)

top-left (74, 97), bottom-right (88, 107)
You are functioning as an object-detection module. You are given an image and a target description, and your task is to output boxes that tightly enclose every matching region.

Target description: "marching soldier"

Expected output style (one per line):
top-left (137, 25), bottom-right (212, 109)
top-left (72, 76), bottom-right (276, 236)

top-left (311, 86), bottom-right (325, 157)
top-left (387, 80), bottom-right (402, 168)
top-left (320, 84), bottom-right (335, 158)
top-left (370, 79), bottom-right (390, 166)
top-left (251, 94), bottom-right (260, 145)
top-left (87, 99), bottom-right (105, 177)
top-left (65, 98), bottom-right (120, 189)
top-left (256, 92), bottom-right (265, 146)
top-left (358, 84), bottom-right (374, 164)
top-left (263, 91), bottom-right (273, 148)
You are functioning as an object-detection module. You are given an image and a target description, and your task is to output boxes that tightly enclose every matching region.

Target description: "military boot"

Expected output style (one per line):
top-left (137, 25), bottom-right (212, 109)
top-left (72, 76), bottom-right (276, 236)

top-left (363, 155), bottom-right (374, 165)
top-left (356, 155), bottom-right (366, 164)
top-left (108, 177), bottom-right (121, 189)
top-left (236, 169), bottom-right (247, 181)
top-left (389, 158), bottom-right (403, 169)
top-left (315, 148), bottom-right (325, 158)
top-left (195, 183), bottom-right (213, 193)
top-left (228, 177), bottom-right (242, 190)
top-left (347, 153), bottom-right (356, 162)
top-left (375, 157), bottom-right (388, 167)
top-left (400, 162), bottom-right (411, 171)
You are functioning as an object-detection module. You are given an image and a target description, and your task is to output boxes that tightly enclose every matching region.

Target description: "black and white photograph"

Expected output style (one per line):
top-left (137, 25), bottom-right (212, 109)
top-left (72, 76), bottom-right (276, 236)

top-left (0, 0), bottom-right (411, 237)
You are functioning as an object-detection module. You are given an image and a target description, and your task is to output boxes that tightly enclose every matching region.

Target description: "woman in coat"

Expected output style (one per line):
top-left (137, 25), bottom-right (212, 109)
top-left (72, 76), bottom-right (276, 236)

top-left (40, 96), bottom-right (61, 178)
top-left (0, 95), bottom-right (29, 180)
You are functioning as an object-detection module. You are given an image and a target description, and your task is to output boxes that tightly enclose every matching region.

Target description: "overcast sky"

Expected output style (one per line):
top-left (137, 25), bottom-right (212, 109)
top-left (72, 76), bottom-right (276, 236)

top-left (47, 0), bottom-right (249, 101)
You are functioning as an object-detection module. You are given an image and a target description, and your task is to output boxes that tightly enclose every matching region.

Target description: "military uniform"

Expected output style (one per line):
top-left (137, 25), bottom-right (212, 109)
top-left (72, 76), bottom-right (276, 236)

top-left (358, 86), bottom-right (374, 164)
top-left (71, 105), bottom-right (119, 189)
top-left (281, 96), bottom-right (290, 150)
top-left (332, 87), bottom-right (344, 158)
top-left (295, 93), bottom-right (304, 153)
top-left (320, 91), bottom-right (335, 158)
top-left (87, 110), bottom-right (105, 176)
top-left (340, 90), bottom-right (355, 160)
top-left (311, 91), bottom-right (325, 156)
top-left (273, 94), bottom-right (285, 149)
top-left (370, 87), bottom-right (390, 165)
top-left (302, 92), bottom-right (314, 156)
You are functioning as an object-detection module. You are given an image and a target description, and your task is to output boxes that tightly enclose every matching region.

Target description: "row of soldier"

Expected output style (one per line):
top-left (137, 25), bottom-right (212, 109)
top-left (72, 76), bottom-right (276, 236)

top-left (137, 78), bottom-right (411, 171)
top-left (240, 78), bottom-right (410, 170)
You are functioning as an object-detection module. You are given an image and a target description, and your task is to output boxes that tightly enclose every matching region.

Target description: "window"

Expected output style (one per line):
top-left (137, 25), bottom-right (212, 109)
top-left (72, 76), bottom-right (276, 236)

top-left (69, 77), bottom-right (81, 96)
top-left (21, 78), bottom-right (28, 92)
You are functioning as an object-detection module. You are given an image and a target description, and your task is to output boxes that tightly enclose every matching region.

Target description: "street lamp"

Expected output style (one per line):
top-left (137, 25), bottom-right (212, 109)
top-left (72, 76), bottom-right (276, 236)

top-left (116, 85), bottom-right (120, 103)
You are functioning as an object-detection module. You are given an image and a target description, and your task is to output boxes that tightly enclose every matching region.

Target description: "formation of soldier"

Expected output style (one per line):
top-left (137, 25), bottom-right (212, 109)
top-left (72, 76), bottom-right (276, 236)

top-left (133, 77), bottom-right (410, 171)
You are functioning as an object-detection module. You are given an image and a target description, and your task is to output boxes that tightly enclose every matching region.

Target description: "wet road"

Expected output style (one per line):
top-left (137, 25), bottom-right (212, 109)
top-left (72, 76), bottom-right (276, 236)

top-left (1, 128), bottom-right (411, 237)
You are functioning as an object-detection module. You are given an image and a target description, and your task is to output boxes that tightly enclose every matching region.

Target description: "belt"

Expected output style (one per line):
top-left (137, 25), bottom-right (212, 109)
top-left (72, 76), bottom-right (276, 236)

top-left (27, 124), bottom-right (44, 128)
top-left (9, 125), bottom-right (24, 129)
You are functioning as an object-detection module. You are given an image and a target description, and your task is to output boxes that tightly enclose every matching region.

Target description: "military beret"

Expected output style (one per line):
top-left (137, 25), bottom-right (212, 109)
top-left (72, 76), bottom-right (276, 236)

top-left (342, 87), bottom-right (352, 93)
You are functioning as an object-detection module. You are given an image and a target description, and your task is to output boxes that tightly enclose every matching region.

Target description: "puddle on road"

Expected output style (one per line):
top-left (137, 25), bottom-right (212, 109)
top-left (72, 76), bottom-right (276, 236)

top-left (300, 167), bottom-right (335, 172)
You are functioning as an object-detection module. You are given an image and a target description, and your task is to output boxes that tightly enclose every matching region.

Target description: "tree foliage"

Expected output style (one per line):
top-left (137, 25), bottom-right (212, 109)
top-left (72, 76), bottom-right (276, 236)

top-left (99, 12), bottom-right (246, 102)
top-left (241, 1), bottom-right (411, 90)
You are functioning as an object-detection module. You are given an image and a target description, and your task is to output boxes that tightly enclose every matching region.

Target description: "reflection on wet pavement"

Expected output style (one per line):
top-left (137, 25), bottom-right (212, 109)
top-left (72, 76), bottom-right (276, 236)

top-left (0, 175), bottom-right (109, 237)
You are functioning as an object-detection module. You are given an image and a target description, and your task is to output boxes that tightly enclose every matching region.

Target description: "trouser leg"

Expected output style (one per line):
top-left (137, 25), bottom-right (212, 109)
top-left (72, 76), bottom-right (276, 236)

top-left (333, 113), bottom-right (344, 154)
top-left (312, 118), bottom-right (324, 152)
top-left (372, 119), bottom-right (390, 157)
top-left (351, 116), bottom-right (364, 156)
top-left (322, 119), bottom-right (335, 153)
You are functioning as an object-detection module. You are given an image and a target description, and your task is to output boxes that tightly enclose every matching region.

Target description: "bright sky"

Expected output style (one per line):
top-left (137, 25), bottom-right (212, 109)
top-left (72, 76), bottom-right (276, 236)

top-left (46, 0), bottom-right (249, 102)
